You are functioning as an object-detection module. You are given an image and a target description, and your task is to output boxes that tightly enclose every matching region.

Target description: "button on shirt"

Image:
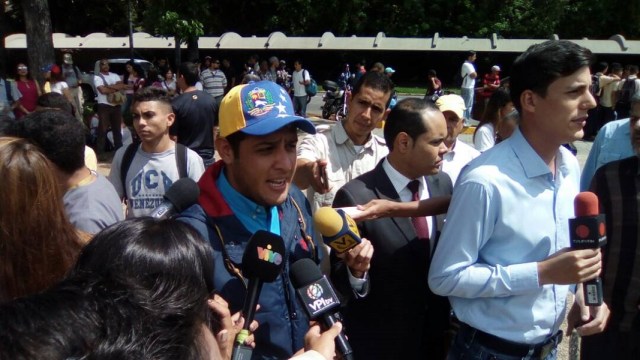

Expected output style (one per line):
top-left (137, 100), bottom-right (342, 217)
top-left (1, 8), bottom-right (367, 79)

top-left (441, 139), bottom-right (480, 186)
top-left (428, 128), bottom-right (580, 344)
top-left (298, 121), bottom-right (388, 212)
top-left (382, 159), bottom-right (435, 252)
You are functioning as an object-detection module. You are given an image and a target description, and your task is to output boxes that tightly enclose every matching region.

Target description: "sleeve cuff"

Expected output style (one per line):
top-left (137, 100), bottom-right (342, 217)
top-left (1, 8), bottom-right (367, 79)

top-left (508, 262), bottom-right (540, 292)
top-left (347, 267), bottom-right (369, 297)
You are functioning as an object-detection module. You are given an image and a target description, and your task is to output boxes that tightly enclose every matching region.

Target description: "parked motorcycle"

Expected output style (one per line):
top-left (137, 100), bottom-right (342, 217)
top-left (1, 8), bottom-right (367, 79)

top-left (321, 80), bottom-right (348, 121)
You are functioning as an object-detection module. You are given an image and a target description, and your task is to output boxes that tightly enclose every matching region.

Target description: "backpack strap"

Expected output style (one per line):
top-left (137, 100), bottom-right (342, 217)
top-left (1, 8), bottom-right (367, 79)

top-left (175, 142), bottom-right (188, 179)
top-left (4, 79), bottom-right (13, 103)
top-left (120, 143), bottom-right (139, 201)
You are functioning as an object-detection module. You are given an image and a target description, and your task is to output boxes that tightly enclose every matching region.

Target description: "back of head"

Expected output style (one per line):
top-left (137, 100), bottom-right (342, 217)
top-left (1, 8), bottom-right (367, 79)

top-left (74, 218), bottom-right (215, 301)
top-left (37, 92), bottom-right (73, 114)
top-left (511, 40), bottom-right (593, 113)
top-left (17, 109), bottom-right (86, 174)
top-left (482, 87), bottom-right (512, 123)
top-left (384, 98), bottom-right (437, 151)
top-left (352, 71), bottom-right (395, 107)
top-left (0, 137), bottom-right (81, 301)
top-left (73, 218), bottom-right (215, 359)
top-left (178, 62), bottom-right (200, 86)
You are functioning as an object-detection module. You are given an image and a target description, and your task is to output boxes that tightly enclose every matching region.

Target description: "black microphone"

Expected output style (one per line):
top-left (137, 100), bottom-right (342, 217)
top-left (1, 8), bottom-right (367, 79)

top-left (290, 258), bottom-right (354, 360)
top-left (569, 192), bottom-right (607, 306)
top-left (231, 230), bottom-right (285, 360)
top-left (149, 178), bottom-right (200, 219)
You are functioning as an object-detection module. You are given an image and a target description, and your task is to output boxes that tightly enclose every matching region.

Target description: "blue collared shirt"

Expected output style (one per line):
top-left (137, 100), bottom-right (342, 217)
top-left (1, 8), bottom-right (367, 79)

top-left (580, 118), bottom-right (633, 191)
top-left (216, 170), bottom-right (280, 235)
top-left (429, 128), bottom-right (580, 344)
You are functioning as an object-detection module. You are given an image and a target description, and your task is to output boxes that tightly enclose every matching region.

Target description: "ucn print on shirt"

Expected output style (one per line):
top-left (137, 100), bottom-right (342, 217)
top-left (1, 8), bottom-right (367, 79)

top-left (130, 170), bottom-right (175, 210)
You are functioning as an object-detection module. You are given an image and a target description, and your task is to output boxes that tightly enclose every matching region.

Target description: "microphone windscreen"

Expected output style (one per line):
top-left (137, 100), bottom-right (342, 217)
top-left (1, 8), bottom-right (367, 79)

top-left (241, 230), bottom-right (285, 282)
top-left (574, 191), bottom-right (599, 217)
top-left (164, 178), bottom-right (200, 213)
top-left (290, 258), bottom-right (323, 288)
top-left (313, 207), bottom-right (343, 237)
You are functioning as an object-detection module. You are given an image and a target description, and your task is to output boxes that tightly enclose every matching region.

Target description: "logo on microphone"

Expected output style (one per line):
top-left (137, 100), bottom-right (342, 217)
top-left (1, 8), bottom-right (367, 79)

top-left (306, 284), bottom-right (324, 299)
top-left (257, 244), bottom-right (283, 265)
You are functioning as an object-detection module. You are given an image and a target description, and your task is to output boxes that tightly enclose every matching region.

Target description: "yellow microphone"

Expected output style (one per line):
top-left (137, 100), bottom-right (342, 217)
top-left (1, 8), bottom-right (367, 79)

top-left (313, 207), bottom-right (362, 253)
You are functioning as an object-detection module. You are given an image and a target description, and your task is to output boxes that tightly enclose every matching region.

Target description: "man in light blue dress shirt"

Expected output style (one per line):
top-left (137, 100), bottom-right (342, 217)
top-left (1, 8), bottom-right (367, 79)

top-left (580, 114), bottom-right (636, 191)
top-left (429, 40), bottom-right (610, 360)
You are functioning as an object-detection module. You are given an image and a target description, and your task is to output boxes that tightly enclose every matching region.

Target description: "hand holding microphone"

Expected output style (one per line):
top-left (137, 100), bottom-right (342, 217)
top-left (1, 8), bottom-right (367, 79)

top-left (290, 258), bottom-right (355, 360)
top-left (313, 207), bottom-right (373, 278)
top-left (569, 192), bottom-right (607, 306)
top-left (231, 230), bottom-right (285, 360)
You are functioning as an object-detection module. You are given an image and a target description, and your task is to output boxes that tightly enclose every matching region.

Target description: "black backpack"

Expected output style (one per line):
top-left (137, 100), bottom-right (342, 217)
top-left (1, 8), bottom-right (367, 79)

top-left (119, 142), bottom-right (188, 201)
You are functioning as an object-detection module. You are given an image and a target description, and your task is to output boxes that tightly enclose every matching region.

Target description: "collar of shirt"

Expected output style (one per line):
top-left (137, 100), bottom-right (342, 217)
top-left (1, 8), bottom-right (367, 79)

top-left (509, 128), bottom-right (570, 180)
top-left (333, 120), bottom-right (384, 152)
top-left (382, 158), bottom-right (427, 202)
top-left (216, 169), bottom-right (281, 235)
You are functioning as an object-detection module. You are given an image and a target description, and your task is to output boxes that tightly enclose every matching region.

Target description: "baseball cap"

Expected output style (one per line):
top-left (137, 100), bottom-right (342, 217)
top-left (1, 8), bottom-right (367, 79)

top-left (219, 80), bottom-right (316, 138)
top-left (492, 65), bottom-right (501, 72)
top-left (41, 63), bottom-right (55, 72)
top-left (50, 64), bottom-right (61, 74)
top-left (435, 94), bottom-right (466, 120)
top-left (384, 67), bottom-right (395, 74)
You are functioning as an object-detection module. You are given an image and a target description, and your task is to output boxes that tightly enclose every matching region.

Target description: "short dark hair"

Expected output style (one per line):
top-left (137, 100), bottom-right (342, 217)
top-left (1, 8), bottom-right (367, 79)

top-left (352, 71), bottom-right (395, 108)
top-left (132, 87), bottom-right (172, 109)
top-left (37, 92), bottom-right (73, 114)
top-left (594, 61), bottom-right (608, 73)
top-left (466, 50), bottom-right (476, 58)
top-left (384, 98), bottom-right (438, 151)
top-left (178, 62), bottom-right (200, 86)
top-left (17, 110), bottom-right (86, 174)
top-left (511, 40), bottom-right (594, 113)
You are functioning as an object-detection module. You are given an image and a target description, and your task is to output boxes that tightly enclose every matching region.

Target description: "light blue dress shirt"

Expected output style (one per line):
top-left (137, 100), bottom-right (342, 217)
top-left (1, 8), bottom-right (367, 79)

top-left (580, 118), bottom-right (633, 191)
top-left (428, 128), bottom-right (580, 344)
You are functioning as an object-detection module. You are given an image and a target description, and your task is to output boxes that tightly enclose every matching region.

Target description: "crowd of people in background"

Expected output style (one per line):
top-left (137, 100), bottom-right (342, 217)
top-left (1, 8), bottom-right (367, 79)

top-left (1, 39), bottom-right (640, 360)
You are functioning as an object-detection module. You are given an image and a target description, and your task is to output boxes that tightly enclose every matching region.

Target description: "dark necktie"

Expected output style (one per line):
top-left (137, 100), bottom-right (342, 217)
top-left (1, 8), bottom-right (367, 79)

top-left (407, 180), bottom-right (430, 257)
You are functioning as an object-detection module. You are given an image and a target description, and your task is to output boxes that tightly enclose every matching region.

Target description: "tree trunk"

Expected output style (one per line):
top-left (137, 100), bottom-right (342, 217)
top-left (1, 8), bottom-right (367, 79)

top-left (187, 36), bottom-right (199, 64)
top-left (174, 38), bottom-right (181, 69)
top-left (21, 0), bottom-right (54, 86)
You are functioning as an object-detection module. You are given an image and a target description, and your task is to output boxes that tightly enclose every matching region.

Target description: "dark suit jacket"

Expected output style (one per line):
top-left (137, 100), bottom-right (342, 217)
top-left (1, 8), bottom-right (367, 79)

top-left (330, 160), bottom-right (453, 360)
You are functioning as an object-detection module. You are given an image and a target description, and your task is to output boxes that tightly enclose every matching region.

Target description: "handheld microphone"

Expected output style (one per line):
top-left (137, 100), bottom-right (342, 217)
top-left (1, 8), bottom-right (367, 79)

top-left (231, 230), bottom-right (285, 360)
top-left (569, 192), bottom-right (607, 306)
top-left (290, 258), bottom-right (354, 360)
top-left (313, 207), bottom-right (362, 253)
top-left (149, 178), bottom-right (200, 219)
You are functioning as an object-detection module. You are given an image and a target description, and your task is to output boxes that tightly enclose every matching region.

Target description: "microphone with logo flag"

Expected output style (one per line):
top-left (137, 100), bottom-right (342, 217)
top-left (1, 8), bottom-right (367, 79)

top-left (290, 258), bottom-right (355, 360)
top-left (149, 178), bottom-right (200, 219)
top-left (313, 207), bottom-right (362, 254)
top-left (569, 191), bottom-right (607, 306)
top-left (231, 230), bottom-right (285, 360)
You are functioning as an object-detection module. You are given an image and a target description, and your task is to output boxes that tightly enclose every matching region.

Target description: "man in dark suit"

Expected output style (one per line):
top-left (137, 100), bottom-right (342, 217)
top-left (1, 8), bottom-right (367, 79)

top-left (330, 98), bottom-right (452, 359)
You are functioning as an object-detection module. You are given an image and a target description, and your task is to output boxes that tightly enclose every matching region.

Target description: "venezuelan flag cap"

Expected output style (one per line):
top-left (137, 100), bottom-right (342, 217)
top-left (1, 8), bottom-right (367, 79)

top-left (219, 80), bottom-right (316, 138)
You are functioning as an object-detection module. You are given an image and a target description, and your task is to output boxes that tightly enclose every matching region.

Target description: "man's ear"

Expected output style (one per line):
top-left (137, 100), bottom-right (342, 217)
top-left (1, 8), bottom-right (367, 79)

top-left (216, 137), bottom-right (234, 164)
top-left (395, 132), bottom-right (411, 153)
top-left (520, 90), bottom-right (537, 113)
top-left (166, 112), bottom-right (176, 127)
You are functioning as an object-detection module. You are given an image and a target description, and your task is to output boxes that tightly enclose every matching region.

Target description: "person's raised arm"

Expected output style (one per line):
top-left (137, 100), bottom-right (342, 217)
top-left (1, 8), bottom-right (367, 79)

top-left (352, 196), bottom-right (451, 221)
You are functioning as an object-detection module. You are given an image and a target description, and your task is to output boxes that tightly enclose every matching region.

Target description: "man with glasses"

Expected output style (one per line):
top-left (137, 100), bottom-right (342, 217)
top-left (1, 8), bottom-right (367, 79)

top-left (94, 59), bottom-right (125, 155)
top-left (199, 57), bottom-right (227, 107)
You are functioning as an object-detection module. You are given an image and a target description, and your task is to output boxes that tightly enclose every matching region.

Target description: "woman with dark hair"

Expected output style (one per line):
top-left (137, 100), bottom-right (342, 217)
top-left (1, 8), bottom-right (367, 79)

top-left (424, 69), bottom-right (443, 103)
top-left (49, 64), bottom-right (79, 117)
top-left (473, 87), bottom-right (514, 152)
top-left (0, 137), bottom-right (86, 302)
top-left (122, 61), bottom-right (145, 116)
top-left (13, 62), bottom-right (41, 119)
